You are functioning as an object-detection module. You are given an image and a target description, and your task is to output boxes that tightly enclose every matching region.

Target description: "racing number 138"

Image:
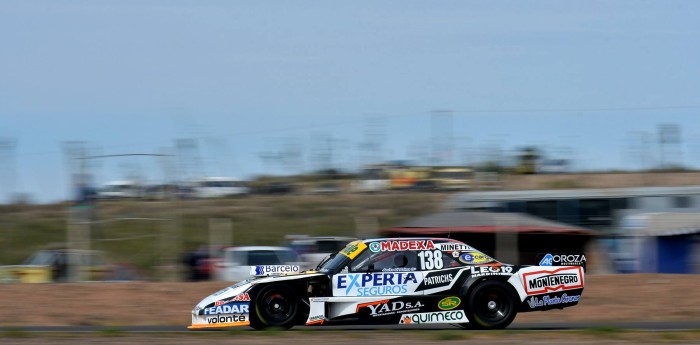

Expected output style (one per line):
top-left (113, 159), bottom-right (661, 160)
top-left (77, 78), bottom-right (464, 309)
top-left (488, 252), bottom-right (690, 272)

top-left (418, 250), bottom-right (443, 270)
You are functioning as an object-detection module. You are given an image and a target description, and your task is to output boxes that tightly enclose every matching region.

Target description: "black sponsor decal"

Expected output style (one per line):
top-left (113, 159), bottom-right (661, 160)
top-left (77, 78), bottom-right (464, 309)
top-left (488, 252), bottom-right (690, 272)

top-left (424, 273), bottom-right (453, 286)
top-left (414, 268), bottom-right (462, 292)
top-left (468, 265), bottom-right (514, 277)
top-left (366, 300), bottom-right (424, 317)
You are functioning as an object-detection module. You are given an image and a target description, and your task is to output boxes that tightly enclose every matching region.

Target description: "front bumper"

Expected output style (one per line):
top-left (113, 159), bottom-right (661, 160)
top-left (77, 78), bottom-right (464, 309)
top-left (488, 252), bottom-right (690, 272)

top-left (188, 282), bottom-right (253, 330)
top-left (189, 313), bottom-right (250, 329)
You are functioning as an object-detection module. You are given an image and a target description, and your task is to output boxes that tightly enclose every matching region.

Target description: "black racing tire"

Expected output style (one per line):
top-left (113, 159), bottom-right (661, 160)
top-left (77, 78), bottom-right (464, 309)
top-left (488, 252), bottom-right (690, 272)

top-left (249, 313), bottom-right (265, 330)
top-left (250, 284), bottom-right (299, 330)
top-left (460, 280), bottom-right (518, 330)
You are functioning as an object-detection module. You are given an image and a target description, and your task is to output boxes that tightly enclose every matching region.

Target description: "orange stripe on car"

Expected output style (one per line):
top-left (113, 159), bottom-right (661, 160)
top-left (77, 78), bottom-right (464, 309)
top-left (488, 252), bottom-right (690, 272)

top-left (188, 321), bottom-right (250, 329)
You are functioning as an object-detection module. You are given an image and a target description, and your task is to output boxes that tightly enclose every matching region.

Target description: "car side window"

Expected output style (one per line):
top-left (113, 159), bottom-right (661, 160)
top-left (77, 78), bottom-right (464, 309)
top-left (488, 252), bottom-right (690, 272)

top-left (348, 250), bottom-right (418, 273)
top-left (228, 251), bottom-right (244, 265)
top-left (347, 249), bottom-right (373, 272)
top-left (416, 249), bottom-right (465, 270)
top-left (438, 251), bottom-right (462, 268)
top-left (374, 251), bottom-right (418, 272)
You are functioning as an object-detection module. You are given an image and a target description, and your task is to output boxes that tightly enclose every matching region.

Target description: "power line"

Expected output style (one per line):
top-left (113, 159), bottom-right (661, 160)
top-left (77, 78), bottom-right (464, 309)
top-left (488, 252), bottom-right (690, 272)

top-left (9, 105), bottom-right (700, 160)
top-left (450, 105), bottom-right (700, 113)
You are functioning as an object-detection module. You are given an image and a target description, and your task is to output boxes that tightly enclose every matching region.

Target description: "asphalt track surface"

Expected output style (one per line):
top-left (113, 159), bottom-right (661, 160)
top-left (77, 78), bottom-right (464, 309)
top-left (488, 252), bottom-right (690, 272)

top-left (3, 321), bottom-right (700, 333)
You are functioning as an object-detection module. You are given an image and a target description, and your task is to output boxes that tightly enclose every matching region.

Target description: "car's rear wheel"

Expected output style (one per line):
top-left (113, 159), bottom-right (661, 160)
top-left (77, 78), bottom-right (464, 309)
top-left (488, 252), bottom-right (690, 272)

top-left (460, 280), bottom-right (518, 330)
top-left (251, 284), bottom-right (299, 330)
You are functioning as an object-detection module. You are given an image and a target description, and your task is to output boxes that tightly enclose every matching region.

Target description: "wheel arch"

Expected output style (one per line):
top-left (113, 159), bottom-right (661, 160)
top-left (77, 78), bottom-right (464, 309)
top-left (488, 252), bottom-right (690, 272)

top-left (459, 275), bottom-right (516, 299)
top-left (458, 276), bottom-right (520, 329)
top-left (247, 278), bottom-right (313, 328)
top-left (248, 278), bottom-right (310, 298)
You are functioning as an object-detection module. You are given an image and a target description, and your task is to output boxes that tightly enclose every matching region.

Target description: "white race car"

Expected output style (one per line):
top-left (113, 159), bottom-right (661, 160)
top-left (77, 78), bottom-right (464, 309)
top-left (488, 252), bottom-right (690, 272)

top-left (190, 237), bottom-right (584, 330)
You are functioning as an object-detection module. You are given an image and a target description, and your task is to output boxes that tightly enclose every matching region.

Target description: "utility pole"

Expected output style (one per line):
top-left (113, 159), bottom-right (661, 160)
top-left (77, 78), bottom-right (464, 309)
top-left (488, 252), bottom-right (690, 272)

top-left (63, 148), bottom-right (178, 282)
top-left (658, 124), bottom-right (682, 169)
top-left (85, 153), bottom-right (177, 280)
top-left (0, 137), bottom-right (17, 203)
top-left (431, 110), bottom-right (454, 166)
top-left (359, 116), bottom-right (386, 166)
top-left (63, 141), bottom-right (90, 282)
top-left (176, 138), bottom-right (204, 181)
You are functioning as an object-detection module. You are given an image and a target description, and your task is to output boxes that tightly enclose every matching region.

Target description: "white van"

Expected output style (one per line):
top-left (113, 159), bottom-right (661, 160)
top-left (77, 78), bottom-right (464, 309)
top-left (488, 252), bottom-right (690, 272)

top-left (352, 167), bottom-right (390, 193)
top-left (287, 236), bottom-right (356, 270)
top-left (190, 177), bottom-right (249, 198)
top-left (214, 246), bottom-right (300, 282)
top-left (98, 180), bottom-right (143, 199)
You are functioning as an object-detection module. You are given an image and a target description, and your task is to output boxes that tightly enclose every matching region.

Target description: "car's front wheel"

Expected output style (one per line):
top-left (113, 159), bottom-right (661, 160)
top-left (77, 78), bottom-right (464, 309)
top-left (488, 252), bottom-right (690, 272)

top-left (460, 280), bottom-right (518, 330)
top-left (250, 284), bottom-right (299, 330)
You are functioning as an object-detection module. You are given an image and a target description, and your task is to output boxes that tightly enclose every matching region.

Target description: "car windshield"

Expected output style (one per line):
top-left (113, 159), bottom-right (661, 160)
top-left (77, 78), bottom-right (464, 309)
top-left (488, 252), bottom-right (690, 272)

top-left (434, 170), bottom-right (471, 179)
top-left (23, 251), bottom-right (55, 265)
top-left (317, 240), bottom-right (366, 273)
top-left (317, 252), bottom-right (349, 273)
top-left (246, 250), bottom-right (297, 265)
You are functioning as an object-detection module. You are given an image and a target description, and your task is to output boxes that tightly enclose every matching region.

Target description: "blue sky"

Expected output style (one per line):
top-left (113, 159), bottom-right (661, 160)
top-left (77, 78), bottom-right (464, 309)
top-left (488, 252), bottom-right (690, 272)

top-left (1, 0), bottom-right (700, 202)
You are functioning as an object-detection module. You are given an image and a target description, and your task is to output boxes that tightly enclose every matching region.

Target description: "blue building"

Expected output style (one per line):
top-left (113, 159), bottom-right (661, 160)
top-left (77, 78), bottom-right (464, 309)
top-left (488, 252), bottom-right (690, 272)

top-left (618, 213), bottom-right (700, 274)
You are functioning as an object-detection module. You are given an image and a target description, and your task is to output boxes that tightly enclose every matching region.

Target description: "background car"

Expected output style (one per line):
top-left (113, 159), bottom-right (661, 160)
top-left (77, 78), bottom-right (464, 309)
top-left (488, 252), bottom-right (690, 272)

top-left (214, 246), bottom-right (301, 282)
top-left (309, 182), bottom-right (342, 195)
top-left (254, 182), bottom-right (296, 195)
top-left (2, 249), bottom-right (114, 283)
top-left (189, 177), bottom-right (250, 198)
top-left (181, 245), bottom-right (227, 281)
top-left (287, 236), bottom-right (356, 270)
top-left (97, 180), bottom-right (143, 199)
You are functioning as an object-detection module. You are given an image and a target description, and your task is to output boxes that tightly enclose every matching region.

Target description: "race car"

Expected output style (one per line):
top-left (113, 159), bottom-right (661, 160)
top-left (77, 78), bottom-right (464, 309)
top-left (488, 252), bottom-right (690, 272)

top-left (189, 237), bottom-right (584, 330)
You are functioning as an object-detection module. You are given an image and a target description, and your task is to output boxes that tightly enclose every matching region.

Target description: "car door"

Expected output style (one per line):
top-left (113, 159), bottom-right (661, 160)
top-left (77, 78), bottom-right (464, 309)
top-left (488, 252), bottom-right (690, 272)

top-left (331, 245), bottom-right (424, 297)
top-left (413, 246), bottom-right (466, 295)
